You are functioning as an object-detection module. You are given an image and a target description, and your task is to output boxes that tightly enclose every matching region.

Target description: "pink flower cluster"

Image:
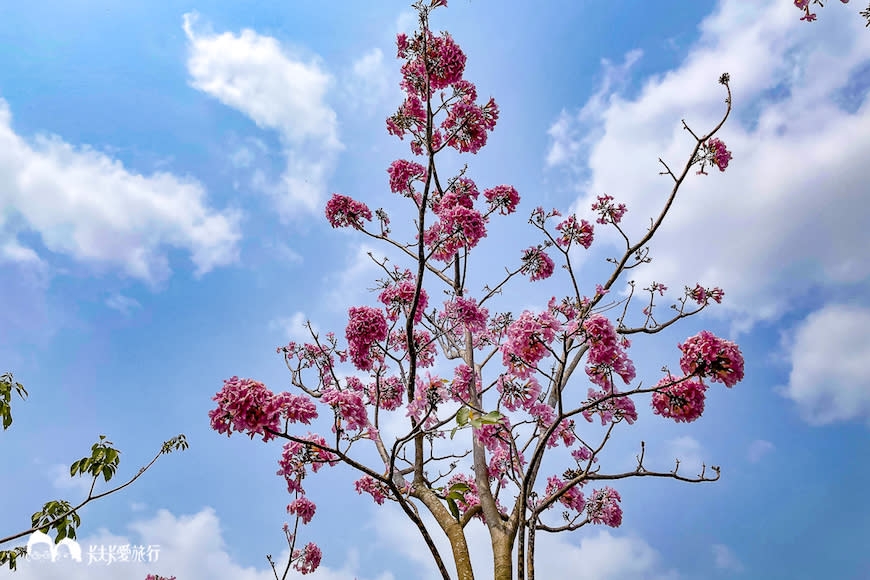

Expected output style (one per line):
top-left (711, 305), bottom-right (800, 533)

top-left (388, 159), bottom-right (427, 198)
top-left (496, 374), bottom-right (541, 412)
top-left (388, 328), bottom-right (437, 368)
top-left (321, 388), bottom-right (369, 432)
top-left (407, 373), bottom-right (449, 427)
top-left (488, 446), bottom-right (526, 488)
top-left (555, 215), bottom-right (594, 249)
top-left (209, 377), bottom-right (317, 442)
top-left (369, 375), bottom-right (405, 411)
top-left (546, 418), bottom-right (577, 449)
top-left (483, 185), bottom-right (520, 215)
top-left (678, 330), bottom-right (745, 388)
top-left (355, 475), bottom-right (390, 505)
top-left (145, 575), bottom-right (176, 580)
top-left (689, 283), bottom-right (724, 305)
top-left (287, 496), bottom-right (317, 525)
top-left (292, 542), bottom-right (322, 575)
top-left (582, 314), bottom-right (636, 389)
top-left (500, 310), bottom-right (561, 379)
top-left (378, 272), bottom-right (429, 324)
top-left (424, 181), bottom-right (488, 261)
top-left (450, 364), bottom-right (481, 402)
top-left (696, 138), bottom-right (733, 175)
top-left (650, 375), bottom-right (708, 423)
top-left (582, 387), bottom-right (638, 425)
top-left (591, 194), bottom-right (627, 225)
top-left (794, 0), bottom-right (848, 22)
top-left (325, 194), bottom-right (372, 229)
top-left (346, 306), bottom-right (388, 371)
top-left (446, 473), bottom-right (481, 517)
top-left (520, 246), bottom-right (555, 281)
top-left (277, 433), bottom-right (338, 494)
top-left (528, 400), bottom-right (557, 428)
top-left (278, 340), bottom-right (341, 389)
top-left (587, 487), bottom-right (622, 527)
top-left (443, 296), bottom-right (489, 334)
top-left (545, 475), bottom-right (586, 512)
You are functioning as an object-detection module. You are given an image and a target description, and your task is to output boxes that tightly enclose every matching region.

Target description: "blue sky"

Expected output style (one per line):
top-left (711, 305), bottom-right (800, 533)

top-left (1, 1), bottom-right (869, 578)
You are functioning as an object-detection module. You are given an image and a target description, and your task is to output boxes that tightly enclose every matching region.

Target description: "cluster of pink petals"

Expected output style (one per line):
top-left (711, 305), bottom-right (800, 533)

top-left (650, 375), bottom-right (708, 423)
top-left (424, 204), bottom-right (488, 261)
top-left (582, 387), bottom-right (638, 426)
top-left (388, 328), bottom-right (437, 368)
top-left (591, 194), bottom-right (627, 225)
top-left (488, 446), bottom-right (525, 488)
top-left (287, 496), bottom-right (317, 525)
top-left (443, 296), bottom-right (489, 334)
top-left (407, 373), bottom-right (449, 427)
top-left (441, 98), bottom-right (499, 154)
top-left (292, 542), bottom-right (322, 575)
top-left (547, 418), bottom-right (577, 449)
top-left (707, 138), bottom-right (732, 171)
top-left (354, 475), bottom-right (390, 505)
top-left (794, 0), bottom-right (846, 22)
top-left (388, 159), bottom-right (427, 197)
top-left (378, 274), bottom-right (429, 323)
top-left (145, 575), bottom-right (176, 580)
top-left (474, 417), bottom-right (512, 453)
top-left (346, 306), bottom-right (388, 371)
top-left (678, 330), bottom-right (745, 388)
top-left (545, 475), bottom-right (586, 512)
top-left (449, 364), bottom-right (481, 402)
top-left (446, 473), bottom-right (481, 516)
top-left (496, 374), bottom-right (541, 412)
top-left (434, 177), bottom-right (479, 212)
top-left (555, 215), bottom-right (595, 249)
top-left (587, 487), bottom-right (622, 527)
top-left (325, 194), bottom-right (373, 229)
top-left (278, 341), bottom-right (341, 389)
top-left (689, 283), bottom-right (724, 305)
top-left (209, 377), bottom-right (318, 442)
top-left (369, 375), bottom-right (405, 411)
top-left (483, 185), bottom-right (520, 215)
top-left (400, 31), bottom-right (466, 93)
top-left (277, 434), bottom-right (338, 494)
top-left (500, 310), bottom-right (562, 379)
top-left (520, 246), bottom-right (555, 281)
top-left (582, 314), bottom-right (636, 389)
top-left (321, 388), bottom-right (369, 432)
top-left (528, 401), bottom-right (557, 428)
top-left (571, 446), bottom-right (597, 465)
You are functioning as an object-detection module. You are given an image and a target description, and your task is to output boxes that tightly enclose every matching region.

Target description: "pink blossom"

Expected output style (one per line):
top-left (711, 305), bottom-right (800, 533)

top-left (378, 273), bottom-right (428, 324)
top-left (689, 283), bottom-right (725, 305)
top-left (474, 418), bottom-right (511, 453)
top-left (500, 310), bottom-right (561, 379)
top-left (423, 205), bottom-right (488, 261)
top-left (277, 434), bottom-right (339, 494)
top-left (441, 98), bottom-right (499, 154)
top-left (368, 375), bottom-right (405, 411)
top-left (591, 194), bottom-right (627, 225)
top-left (443, 296), bottom-right (489, 334)
top-left (325, 194), bottom-right (373, 229)
top-left (528, 401), bottom-right (557, 427)
top-left (346, 306), bottom-right (388, 371)
top-left (651, 375), bottom-right (708, 423)
top-left (587, 487), bottom-right (622, 527)
top-left (496, 375), bottom-right (541, 412)
top-left (450, 364), bottom-right (481, 403)
top-left (520, 246), bottom-right (555, 281)
top-left (483, 185), bottom-right (520, 215)
top-left (355, 475), bottom-right (389, 505)
top-left (582, 314), bottom-right (636, 389)
top-left (545, 475), bottom-right (586, 512)
top-left (292, 542), bottom-right (322, 575)
top-left (571, 446), bottom-right (597, 464)
top-left (388, 329), bottom-right (437, 368)
top-left (582, 387), bottom-right (638, 425)
top-left (678, 330), bottom-right (745, 388)
top-left (547, 419), bottom-right (577, 448)
top-left (555, 215), bottom-right (594, 249)
top-left (388, 159), bottom-right (427, 196)
top-left (321, 388), bottom-right (369, 432)
top-left (287, 496), bottom-right (317, 525)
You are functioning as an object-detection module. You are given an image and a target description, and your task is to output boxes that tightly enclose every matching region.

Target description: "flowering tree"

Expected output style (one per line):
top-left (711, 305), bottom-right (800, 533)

top-left (209, 2), bottom-right (748, 579)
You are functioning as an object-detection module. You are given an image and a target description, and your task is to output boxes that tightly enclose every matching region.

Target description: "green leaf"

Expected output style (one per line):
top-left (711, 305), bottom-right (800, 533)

top-left (446, 497), bottom-right (460, 522)
top-left (450, 426), bottom-right (459, 440)
top-left (456, 406), bottom-right (470, 427)
top-left (448, 482), bottom-right (471, 493)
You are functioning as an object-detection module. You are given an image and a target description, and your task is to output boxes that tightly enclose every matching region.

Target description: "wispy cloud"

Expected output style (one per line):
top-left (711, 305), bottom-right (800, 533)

top-left (106, 293), bottom-right (142, 316)
top-left (747, 439), bottom-right (775, 463)
top-left (712, 543), bottom-right (744, 573)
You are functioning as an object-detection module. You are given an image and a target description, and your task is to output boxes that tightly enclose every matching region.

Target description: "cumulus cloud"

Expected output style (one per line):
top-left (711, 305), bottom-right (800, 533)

top-left (545, 0), bottom-right (870, 335)
top-left (344, 49), bottom-right (392, 115)
top-left (0, 99), bottom-right (241, 284)
top-left (10, 507), bottom-right (387, 580)
top-left (778, 303), bottom-right (870, 425)
top-left (182, 13), bottom-right (342, 220)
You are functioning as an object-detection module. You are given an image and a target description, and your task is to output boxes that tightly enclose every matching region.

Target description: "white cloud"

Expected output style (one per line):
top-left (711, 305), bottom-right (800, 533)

top-left (664, 436), bottom-right (707, 477)
top-left (778, 304), bottom-right (870, 425)
top-left (0, 99), bottom-right (241, 284)
top-left (712, 543), bottom-right (744, 573)
top-left (270, 311), bottom-right (318, 343)
top-left (49, 463), bottom-right (95, 497)
top-left (10, 507), bottom-right (388, 580)
top-left (747, 439), bottom-right (774, 463)
top-left (545, 0), bottom-right (870, 336)
top-left (182, 13), bottom-right (342, 220)
top-left (106, 293), bottom-right (142, 316)
top-left (345, 48), bottom-right (391, 114)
